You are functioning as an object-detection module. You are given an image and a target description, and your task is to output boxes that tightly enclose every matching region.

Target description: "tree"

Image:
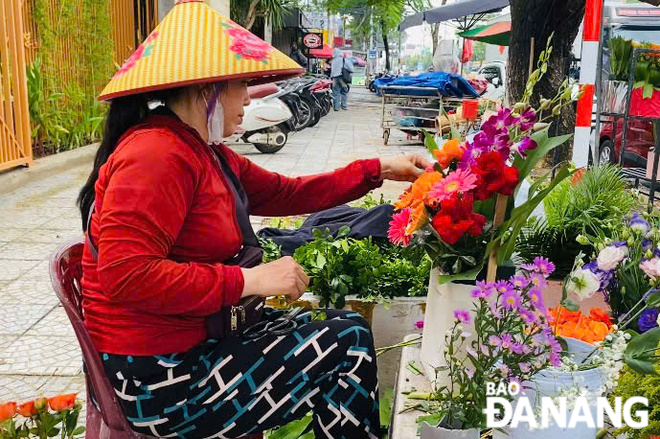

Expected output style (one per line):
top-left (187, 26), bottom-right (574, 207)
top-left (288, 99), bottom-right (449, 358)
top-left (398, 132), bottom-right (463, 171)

top-left (507, 0), bottom-right (586, 161)
top-left (231, 0), bottom-right (295, 31)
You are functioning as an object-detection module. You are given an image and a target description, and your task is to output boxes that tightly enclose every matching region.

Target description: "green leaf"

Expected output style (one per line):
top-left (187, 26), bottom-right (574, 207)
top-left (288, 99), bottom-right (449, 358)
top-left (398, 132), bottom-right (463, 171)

top-left (624, 327), bottom-right (660, 375)
top-left (72, 426), bottom-right (85, 436)
top-left (379, 388), bottom-right (393, 427)
top-left (646, 291), bottom-right (660, 308)
top-left (437, 262), bottom-right (484, 285)
top-left (563, 299), bottom-right (580, 312)
top-left (424, 130), bottom-right (438, 154)
top-left (267, 415), bottom-right (313, 439)
top-left (450, 126), bottom-right (461, 140)
top-left (643, 83), bottom-right (655, 99)
top-left (316, 253), bottom-right (326, 269)
top-left (513, 129), bottom-right (572, 196)
top-left (337, 226), bottom-right (351, 238)
top-left (417, 414), bottom-right (444, 427)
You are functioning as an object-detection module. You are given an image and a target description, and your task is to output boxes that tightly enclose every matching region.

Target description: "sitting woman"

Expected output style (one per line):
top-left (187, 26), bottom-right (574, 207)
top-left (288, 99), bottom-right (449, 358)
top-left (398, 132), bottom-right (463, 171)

top-left (78, 2), bottom-right (429, 438)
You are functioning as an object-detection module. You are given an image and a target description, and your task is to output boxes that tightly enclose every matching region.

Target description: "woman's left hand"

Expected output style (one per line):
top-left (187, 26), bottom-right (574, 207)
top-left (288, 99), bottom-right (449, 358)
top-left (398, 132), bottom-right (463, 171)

top-left (379, 154), bottom-right (432, 183)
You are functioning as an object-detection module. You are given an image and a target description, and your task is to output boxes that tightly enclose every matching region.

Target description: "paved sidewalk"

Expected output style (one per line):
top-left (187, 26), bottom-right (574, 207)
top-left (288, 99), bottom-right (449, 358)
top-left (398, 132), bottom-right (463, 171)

top-left (0, 88), bottom-right (423, 417)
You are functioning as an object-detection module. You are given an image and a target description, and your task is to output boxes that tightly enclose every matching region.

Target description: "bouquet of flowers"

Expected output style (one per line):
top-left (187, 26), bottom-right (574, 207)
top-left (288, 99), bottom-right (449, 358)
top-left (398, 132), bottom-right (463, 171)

top-left (388, 37), bottom-right (576, 283)
top-left (411, 259), bottom-right (560, 430)
top-left (570, 212), bottom-right (660, 331)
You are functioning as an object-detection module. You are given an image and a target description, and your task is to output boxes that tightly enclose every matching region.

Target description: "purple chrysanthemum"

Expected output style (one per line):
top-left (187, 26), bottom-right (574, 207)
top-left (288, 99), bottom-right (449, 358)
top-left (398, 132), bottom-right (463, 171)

top-left (471, 280), bottom-right (494, 299)
top-left (519, 362), bottom-right (531, 373)
top-left (549, 352), bottom-right (562, 368)
top-left (489, 335), bottom-right (501, 347)
top-left (490, 301), bottom-right (502, 319)
top-left (509, 275), bottom-right (530, 290)
top-left (519, 308), bottom-right (537, 324)
top-left (454, 309), bottom-right (471, 324)
top-left (510, 342), bottom-right (525, 354)
top-left (495, 280), bottom-right (515, 295)
top-left (529, 273), bottom-right (548, 289)
top-left (500, 333), bottom-right (513, 350)
top-left (502, 290), bottom-right (522, 310)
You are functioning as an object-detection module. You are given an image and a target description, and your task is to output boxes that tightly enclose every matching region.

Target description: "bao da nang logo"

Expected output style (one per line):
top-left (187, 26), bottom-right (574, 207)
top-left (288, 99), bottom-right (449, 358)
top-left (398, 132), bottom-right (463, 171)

top-left (483, 381), bottom-right (650, 429)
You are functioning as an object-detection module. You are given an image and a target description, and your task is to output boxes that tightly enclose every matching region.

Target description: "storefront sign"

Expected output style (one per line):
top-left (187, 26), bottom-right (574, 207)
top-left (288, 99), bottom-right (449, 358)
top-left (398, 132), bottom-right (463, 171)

top-left (302, 32), bottom-right (323, 49)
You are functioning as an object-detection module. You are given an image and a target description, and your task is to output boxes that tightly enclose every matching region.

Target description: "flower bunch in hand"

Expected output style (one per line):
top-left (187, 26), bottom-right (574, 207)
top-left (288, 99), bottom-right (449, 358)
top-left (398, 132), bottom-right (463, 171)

top-left (417, 259), bottom-right (560, 430)
top-left (0, 394), bottom-right (84, 439)
top-left (388, 35), bottom-right (576, 283)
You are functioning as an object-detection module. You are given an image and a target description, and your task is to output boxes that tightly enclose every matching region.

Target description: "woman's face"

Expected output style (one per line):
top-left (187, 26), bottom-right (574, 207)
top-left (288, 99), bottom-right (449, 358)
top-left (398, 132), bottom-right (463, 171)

top-left (219, 80), bottom-right (251, 135)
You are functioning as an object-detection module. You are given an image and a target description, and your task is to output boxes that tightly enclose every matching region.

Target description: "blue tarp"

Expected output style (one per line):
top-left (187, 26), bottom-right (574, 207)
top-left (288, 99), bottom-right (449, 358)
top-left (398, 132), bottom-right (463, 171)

top-left (374, 72), bottom-right (478, 98)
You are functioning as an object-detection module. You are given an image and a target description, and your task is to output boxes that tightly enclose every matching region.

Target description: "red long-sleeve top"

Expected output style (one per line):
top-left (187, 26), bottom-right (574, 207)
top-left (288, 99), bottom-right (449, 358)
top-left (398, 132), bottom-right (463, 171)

top-left (81, 114), bottom-right (383, 355)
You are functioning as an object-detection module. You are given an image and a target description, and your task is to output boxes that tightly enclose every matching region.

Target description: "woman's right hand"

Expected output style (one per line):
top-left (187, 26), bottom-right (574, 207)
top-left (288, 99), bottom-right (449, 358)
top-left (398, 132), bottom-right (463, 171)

top-left (241, 256), bottom-right (309, 300)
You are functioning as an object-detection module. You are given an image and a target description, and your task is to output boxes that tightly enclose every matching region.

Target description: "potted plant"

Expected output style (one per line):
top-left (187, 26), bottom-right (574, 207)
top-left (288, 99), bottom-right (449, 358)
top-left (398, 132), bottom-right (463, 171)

top-left (387, 37), bottom-right (576, 379)
top-left (407, 263), bottom-right (560, 438)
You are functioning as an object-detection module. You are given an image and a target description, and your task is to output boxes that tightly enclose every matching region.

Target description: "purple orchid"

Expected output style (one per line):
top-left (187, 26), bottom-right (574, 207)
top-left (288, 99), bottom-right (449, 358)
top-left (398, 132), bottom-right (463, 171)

top-left (459, 140), bottom-right (483, 169)
top-left (512, 137), bottom-right (538, 158)
top-left (518, 108), bottom-right (537, 131)
top-left (483, 108), bottom-right (519, 132)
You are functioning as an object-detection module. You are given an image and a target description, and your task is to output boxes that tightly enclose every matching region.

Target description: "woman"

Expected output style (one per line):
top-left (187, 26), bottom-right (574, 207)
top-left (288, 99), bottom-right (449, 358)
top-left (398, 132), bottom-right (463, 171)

top-left (331, 48), bottom-right (353, 111)
top-left (78, 2), bottom-right (429, 438)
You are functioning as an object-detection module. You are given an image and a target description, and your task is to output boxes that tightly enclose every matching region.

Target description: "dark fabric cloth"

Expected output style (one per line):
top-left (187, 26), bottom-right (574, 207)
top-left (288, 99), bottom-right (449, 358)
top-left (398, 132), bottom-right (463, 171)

top-left (257, 204), bottom-right (395, 256)
top-left (102, 308), bottom-right (380, 439)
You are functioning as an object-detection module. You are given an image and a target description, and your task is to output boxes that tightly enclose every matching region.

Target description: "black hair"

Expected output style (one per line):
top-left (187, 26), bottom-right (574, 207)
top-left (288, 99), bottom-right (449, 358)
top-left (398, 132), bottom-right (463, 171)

top-left (77, 88), bottom-right (183, 231)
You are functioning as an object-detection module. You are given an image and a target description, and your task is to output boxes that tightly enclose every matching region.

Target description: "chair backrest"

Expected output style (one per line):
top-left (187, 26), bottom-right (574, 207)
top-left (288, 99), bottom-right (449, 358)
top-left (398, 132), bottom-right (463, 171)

top-left (49, 240), bottom-right (135, 433)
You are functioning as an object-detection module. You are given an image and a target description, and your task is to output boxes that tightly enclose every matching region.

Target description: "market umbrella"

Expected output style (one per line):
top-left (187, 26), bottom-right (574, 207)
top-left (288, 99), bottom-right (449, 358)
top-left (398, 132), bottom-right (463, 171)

top-left (309, 45), bottom-right (334, 59)
top-left (458, 21), bottom-right (511, 46)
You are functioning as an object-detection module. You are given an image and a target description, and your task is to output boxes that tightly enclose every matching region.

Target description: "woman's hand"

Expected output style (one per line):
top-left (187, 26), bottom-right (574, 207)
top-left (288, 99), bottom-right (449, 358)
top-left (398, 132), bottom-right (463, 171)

top-left (380, 154), bottom-right (432, 183)
top-left (241, 256), bottom-right (309, 300)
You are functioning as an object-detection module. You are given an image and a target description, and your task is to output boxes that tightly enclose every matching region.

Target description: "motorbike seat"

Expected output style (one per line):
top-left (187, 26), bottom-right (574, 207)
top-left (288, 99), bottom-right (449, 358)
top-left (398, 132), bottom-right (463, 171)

top-left (248, 83), bottom-right (279, 99)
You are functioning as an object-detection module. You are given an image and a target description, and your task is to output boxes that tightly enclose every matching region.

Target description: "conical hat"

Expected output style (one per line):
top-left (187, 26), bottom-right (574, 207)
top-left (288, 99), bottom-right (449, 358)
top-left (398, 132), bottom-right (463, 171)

top-left (99, 0), bottom-right (304, 101)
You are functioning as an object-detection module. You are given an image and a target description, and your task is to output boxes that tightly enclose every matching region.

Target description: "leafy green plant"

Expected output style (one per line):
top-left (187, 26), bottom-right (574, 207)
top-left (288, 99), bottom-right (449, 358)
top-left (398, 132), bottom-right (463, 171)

top-left (610, 365), bottom-right (660, 438)
top-left (516, 164), bottom-right (637, 278)
top-left (350, 192), bottom-right (389, 210)
top-left (292, 227), bottom-right (431, 308)
top-left (609, 36), bottom-right (634, 81)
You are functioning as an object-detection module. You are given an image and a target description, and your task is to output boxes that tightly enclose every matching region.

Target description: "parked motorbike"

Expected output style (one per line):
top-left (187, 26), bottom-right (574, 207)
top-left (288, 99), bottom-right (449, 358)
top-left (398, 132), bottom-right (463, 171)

top-left (229, 83), bottom-right (294, 154)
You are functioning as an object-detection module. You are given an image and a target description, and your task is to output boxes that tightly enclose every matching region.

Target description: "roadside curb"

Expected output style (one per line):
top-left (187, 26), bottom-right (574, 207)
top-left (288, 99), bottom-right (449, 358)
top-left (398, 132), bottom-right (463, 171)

top-left (0, 144), bottom-right (98, 196)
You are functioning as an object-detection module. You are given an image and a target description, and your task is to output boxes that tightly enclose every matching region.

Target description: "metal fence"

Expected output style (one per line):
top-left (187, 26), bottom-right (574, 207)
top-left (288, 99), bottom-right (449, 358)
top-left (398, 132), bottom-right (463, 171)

top-left (0, 0), bottom-right (33, 171)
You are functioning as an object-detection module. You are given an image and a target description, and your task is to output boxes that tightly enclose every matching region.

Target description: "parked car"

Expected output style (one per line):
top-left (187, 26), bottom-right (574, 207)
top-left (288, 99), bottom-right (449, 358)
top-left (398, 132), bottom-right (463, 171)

top-left (598, 118), bottom-right (654, 167)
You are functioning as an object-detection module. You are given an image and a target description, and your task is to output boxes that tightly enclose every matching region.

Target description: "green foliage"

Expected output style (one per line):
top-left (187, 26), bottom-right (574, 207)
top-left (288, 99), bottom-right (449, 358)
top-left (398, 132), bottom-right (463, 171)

top-left (260, 238), bottom-right (283, 263)
top-left (231, 0), bottom-right (296, 31)
top-left (403, 48), bottom-right (433, 71)
top-left (266, 216), bottom-right (306, 230)
top-left (29, 0), bottom-right (114, 155)
top-left (611, 366), bottom-right (660, 438)
top-left (609, 36), bottom-right (634, 81)
top-left (516, 165), bottom-right (638, 278)
top-left (350, 192), bottom-right (389, 210)
top-left (292, 227), bottom-right (431, 308)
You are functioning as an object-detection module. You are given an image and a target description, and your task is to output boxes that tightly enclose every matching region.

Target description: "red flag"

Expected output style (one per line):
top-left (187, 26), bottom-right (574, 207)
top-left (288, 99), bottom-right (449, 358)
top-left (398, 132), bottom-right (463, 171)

top-left (461, 39), bottom-right (474, 63)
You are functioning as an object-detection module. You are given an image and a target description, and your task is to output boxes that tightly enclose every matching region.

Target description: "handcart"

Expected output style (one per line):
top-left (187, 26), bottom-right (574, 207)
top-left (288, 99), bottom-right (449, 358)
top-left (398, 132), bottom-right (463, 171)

top-left (380, 85), bottom-right (496, 145)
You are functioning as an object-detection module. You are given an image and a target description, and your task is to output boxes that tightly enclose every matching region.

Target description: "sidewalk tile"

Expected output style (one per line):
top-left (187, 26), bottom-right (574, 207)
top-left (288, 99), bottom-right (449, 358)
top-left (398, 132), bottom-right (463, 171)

top-left (0, 304), bottom-right (55, 335)
top-left (0, 261), bottom-right (41, 282)
top-left (25, 307), bottom-right (74, 337)
top-left (0, 375), bottom-right (85, 403)
top-left (0, 243), bottom-right (58, 261)
top-left (1, 280), bottom-right (58, 305)
top-left (0, 336), bottom-right (82, 376)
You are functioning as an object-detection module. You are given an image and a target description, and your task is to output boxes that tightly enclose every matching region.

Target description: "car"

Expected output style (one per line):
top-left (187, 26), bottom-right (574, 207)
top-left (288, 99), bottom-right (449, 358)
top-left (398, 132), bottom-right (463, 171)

top-left (597, 118), bottom-right (654, 167)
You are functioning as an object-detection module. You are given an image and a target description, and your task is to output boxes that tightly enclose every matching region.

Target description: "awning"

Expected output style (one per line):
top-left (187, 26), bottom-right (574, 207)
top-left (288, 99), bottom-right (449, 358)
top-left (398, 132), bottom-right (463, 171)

top-left (399, 0), bottom-right (509, 31)
top-left (458, 21), bottom-right (511, 46)
top-left (309, 45), bottom-right (334, 59)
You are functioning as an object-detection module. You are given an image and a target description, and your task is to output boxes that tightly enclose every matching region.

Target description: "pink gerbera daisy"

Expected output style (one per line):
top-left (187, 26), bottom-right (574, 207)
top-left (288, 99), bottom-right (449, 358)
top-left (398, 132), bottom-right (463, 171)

top-left (427, 169), bottom-right (477, 203)
top-left (388, 208), bottom-right (413, 246)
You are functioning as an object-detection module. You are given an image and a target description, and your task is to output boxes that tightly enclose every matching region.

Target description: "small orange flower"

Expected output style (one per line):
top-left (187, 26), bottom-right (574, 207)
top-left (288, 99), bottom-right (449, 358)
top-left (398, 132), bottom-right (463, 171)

top-left (589, 307), bottom-right (612, 328)
top-left (33, 398), bottom-right (48, 411)
top-left (48, 394), bottom-right (76, 412)
top-left (0, 402), bottom-right (16, 422)
top-left (394, 171), bottom-right (443, 210)
top-left (433, 139), bottom-right (464, 169)
top-left (405, 203), bottom-right (429, 235)
top-left (16, 401), bottom-right (37, 417)
top-left (571, 168), bottom-right (586, 184)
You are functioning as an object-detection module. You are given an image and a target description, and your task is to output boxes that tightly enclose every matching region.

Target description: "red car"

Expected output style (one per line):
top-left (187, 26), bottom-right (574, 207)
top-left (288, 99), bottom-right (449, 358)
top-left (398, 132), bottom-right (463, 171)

top-left (598, 117), bottom-right (655, 167)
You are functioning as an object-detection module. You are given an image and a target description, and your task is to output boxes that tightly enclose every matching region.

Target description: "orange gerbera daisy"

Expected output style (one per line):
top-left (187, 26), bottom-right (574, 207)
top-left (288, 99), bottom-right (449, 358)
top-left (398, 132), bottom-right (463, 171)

top-left (394, 171), bottom-right (443, 210)
top-left (405, 203), bottom-right (429, 235)
top-left (433, 139), bottom-right (465, 169)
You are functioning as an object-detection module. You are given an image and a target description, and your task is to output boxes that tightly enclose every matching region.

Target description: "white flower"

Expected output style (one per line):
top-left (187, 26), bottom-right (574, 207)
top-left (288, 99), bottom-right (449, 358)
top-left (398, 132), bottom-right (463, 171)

top-left (566, 268), bottom-right (601, 300)
top-left (597, 245), bottom-right (627, 271)
top-left (640, 257), bottom-right (660, 281)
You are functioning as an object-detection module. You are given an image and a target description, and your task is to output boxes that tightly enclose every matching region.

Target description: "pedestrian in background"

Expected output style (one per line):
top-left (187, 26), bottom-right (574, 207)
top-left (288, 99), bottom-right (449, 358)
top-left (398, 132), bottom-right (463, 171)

top-left (331, 48), bottom-right (353, 111)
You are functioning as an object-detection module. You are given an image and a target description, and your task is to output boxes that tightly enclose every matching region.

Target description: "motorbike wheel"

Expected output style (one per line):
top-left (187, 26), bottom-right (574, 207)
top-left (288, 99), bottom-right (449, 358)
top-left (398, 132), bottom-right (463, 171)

top-left (254, 141), bottom-right (286, 154)
top-left (295, 99), bottom-right (313, 130)
top-left (307, 108), bottom-right (322, 127)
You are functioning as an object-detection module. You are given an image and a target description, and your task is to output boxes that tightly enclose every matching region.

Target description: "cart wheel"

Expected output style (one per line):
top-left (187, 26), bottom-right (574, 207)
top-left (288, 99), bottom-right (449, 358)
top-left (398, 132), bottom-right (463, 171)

top-left (383, 129), bottom-right (390, 145)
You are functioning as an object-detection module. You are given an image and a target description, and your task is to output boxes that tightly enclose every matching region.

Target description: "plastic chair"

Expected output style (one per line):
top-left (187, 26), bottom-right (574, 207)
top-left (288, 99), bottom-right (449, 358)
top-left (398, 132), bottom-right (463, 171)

top-left (50, 240), bottom-right (263, 439)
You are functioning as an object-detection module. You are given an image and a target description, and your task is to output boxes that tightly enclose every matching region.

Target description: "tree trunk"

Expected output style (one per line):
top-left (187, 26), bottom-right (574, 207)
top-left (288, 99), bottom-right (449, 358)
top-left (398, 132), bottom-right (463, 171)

top-left (244, 0), bottom-right (260, 30)
top-left (508, 0), bottom-right (585, 163)
top-left (431, 23), bottom-right (439, 58)
top-left (381, 19), bottom-right (391, 71)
